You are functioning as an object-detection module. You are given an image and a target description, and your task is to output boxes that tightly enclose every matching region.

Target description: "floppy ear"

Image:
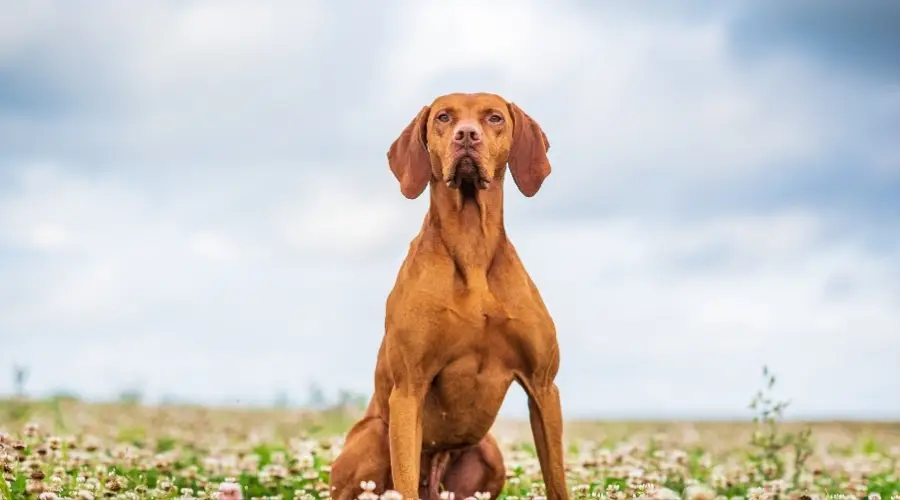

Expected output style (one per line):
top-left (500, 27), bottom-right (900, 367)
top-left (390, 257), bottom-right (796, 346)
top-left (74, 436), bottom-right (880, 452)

top-left (387, 105), bottom-right (433, 199)
top-left (507, 102), bottom-right (551, 197)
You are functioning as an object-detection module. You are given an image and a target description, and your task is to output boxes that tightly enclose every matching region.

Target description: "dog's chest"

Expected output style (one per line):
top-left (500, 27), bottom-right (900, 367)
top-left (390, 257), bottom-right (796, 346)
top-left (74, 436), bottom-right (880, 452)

top-left (439, 282), bottom-right (511, 324)
top-left (438, 286), bottom-right (543, 344)
top-left (422, 354), bottom-right (513, 449)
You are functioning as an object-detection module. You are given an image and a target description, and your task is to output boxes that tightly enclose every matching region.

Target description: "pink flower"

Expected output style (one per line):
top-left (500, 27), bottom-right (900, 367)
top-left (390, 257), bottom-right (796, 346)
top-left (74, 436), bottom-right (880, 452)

top-left (217, 481), bottom-right (243, 500)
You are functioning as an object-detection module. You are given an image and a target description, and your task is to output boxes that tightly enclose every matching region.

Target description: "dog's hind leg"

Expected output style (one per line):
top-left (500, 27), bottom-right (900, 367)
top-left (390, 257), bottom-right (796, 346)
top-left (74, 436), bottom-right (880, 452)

top-left (441, 433), bottom-right (506, 499)
top-left (329, 416), bottom-right (392, 500)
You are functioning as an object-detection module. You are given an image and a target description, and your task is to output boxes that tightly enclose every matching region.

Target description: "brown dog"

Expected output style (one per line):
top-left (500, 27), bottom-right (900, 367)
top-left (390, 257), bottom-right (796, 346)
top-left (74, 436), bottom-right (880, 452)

top-left (329, 93), bottom-right (567, 500)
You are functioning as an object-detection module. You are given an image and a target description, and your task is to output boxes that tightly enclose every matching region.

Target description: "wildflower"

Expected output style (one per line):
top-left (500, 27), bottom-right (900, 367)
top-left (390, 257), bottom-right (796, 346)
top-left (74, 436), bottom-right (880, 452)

top-left (358, 480), bottom-right (378, 500)
top-left (652, 487), bottom-right (681, 500)
top-left (26, 479), bottom-right (45, 495)
top-left (684, 484), bottom-right (717, 500)
top-left (747, 487), bottom-right (767, 500)
top-left (47, 436), bottom-right (62, 450)
top-left (104, 473), bottom-right (126, 492)
top-left (23, 422), bottom-right (41, 438)
top-left (217, 480), bottom-right (243, 500)
top-left (382, 490), bottom-right (403, 500)
top-left (571, 484), bottom-right (590, 497)
top-left (605, 483), bottom-right (626, 500)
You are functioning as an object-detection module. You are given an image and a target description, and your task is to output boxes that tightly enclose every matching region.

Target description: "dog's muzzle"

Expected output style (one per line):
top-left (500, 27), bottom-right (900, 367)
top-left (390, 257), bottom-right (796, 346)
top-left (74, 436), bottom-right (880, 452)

top-left (447, 156), bottom-right (489, 190)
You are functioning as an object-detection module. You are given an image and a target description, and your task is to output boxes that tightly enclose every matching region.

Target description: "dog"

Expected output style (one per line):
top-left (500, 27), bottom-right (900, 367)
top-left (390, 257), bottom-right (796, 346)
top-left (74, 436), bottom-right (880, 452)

top-left (329, 92), bottom-right (567, 500)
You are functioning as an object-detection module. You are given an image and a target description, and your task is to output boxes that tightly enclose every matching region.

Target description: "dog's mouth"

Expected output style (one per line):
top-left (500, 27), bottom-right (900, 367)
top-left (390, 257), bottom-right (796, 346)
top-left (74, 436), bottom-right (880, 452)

top-left (446, 155), bottom-right (490, 197)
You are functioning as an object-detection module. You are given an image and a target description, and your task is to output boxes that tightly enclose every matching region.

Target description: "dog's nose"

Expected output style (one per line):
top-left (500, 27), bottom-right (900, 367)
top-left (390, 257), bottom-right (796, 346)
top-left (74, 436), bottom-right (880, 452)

top-left (453, 124), bottom-right (481, 146)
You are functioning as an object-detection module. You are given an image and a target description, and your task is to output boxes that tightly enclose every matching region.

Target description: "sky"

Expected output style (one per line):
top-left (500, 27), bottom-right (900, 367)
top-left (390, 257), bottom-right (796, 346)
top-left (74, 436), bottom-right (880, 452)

top-left (1, 0), bottom-right (899, 420)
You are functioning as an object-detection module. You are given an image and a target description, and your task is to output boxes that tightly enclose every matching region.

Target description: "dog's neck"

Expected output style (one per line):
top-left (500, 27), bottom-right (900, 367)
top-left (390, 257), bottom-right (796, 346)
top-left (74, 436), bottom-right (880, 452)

top-left (425, 174), bottom-right (507, 290)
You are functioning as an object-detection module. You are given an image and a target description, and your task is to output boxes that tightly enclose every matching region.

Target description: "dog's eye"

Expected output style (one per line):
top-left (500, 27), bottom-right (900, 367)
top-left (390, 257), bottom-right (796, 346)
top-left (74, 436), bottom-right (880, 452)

top-left (488, 114), bottom-right (503, 123)
top-left (436, 112), bottom-right (451, 123)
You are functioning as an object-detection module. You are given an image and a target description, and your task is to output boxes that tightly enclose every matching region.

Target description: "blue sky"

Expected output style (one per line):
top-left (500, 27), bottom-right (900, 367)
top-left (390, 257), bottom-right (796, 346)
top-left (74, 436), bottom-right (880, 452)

top-left (1, 0), bottom-right (899, 419)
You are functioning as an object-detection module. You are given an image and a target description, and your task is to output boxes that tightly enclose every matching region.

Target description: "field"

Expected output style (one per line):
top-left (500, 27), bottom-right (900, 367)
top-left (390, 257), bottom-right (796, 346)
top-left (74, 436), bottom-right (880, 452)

top-left (1, 389), bottom-right (899, 500)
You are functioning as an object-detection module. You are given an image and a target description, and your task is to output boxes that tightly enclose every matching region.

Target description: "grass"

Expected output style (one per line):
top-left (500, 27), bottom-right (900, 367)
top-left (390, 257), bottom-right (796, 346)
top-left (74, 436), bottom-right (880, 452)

top-left (1, 370), bottom-right (898, 500)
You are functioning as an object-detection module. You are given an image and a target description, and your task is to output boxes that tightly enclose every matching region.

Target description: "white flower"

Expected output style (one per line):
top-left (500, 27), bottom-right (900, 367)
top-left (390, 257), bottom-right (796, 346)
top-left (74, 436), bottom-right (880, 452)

top-left (684, 484), bottom-right (717, 500)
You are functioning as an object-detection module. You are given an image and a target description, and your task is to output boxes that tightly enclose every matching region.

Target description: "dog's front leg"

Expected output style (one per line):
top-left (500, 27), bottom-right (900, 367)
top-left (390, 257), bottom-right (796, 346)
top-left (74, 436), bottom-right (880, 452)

top-left (518, 344), bottom-right (569, 500)
top-left (389, 385), bottom-right (425, 499)
top-left (525, 382), bottom-right (567, 500)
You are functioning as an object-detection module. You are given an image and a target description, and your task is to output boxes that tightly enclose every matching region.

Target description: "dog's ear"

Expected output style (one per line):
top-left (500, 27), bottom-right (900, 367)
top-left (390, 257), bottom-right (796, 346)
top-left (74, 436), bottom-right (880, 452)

top-left (387, 105), bottom-right (432, 199)
top-left (507, 102), bottom-right (551, 197)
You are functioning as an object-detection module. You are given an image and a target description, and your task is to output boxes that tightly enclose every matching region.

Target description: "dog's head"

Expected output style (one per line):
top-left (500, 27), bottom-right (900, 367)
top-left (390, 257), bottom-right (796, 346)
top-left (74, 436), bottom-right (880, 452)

top-left (387, 93), bottom-right (551, 199)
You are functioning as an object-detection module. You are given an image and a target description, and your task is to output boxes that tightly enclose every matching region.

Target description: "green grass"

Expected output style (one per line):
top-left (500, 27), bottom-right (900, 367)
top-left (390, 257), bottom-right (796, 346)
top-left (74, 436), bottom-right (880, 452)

top-left (1, 368), bottom-right (899, 500)
top-left (1, 398), bottom-right (898, 500)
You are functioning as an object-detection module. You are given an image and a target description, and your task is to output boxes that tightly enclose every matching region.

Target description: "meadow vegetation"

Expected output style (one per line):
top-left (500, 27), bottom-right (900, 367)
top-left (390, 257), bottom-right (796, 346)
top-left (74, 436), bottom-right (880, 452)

top-left (0, 368), bottom-right (898, 500)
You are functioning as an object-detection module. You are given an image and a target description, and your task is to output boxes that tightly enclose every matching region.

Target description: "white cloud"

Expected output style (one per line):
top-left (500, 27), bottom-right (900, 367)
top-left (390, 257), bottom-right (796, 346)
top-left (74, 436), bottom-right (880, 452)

top-left (562, 28), bottom-right (826, 175)
top-left (125, 1), bottom-right (325, 104)
top-left (365, 0), bottom-right (890, 213)
top-left (188, 231), bottom-right (241, 263)
top-left (2, 164), bottom-right (897, 417)
top-left (0, 0), bottom-right (328, 169)
top-left (0, 164), bottom-right (154, 255)
top-left (1, 0), bottom-right (898, 418)
top-left (0, 164), bottom-right (322, 329)
top-left (370, 0), bottom-right (593, 113)
top-left (273, 175), bottom-right (413, 256)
